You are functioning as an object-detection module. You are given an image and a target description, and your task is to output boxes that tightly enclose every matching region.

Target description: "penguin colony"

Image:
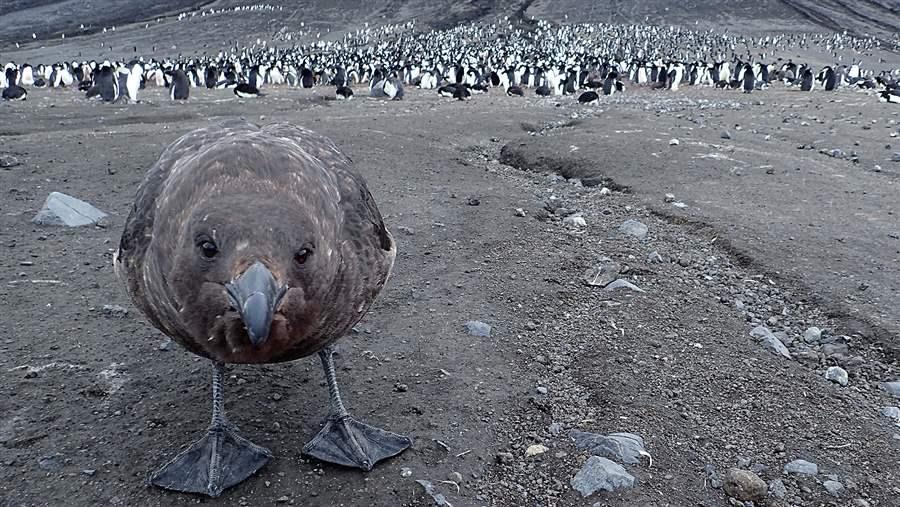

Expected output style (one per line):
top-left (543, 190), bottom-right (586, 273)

top-left (3, 18), bottom-right (900, 104)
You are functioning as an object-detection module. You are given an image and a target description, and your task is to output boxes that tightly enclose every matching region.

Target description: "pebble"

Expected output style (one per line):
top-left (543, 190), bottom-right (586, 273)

top-left (724, 468), bottom-right (767, 503)
top-left (570, 431), bottom-right (646, 465)
top-left (396, 226), bottom-right (415, 235)
top-left (783, 459), bottom-right (818, 476)
top-left (619, 219), bottom-right (648, 240)
top-left (0, 154), bottom-right (21, 168)
top-left (416, 480), bottom-right (449, 506)
top-left (768, 479), bottom-right (787, 499)
top-left (276, 495), bottom-right (289, 503)
top-left (604, 279), bottom-right (645, 293)
top-left (464, 320), bottom-right (491, 337)
top-left (271, 393), bottom-right (283, 401)
top-left (802, 326), bottom-right (822, 343)
top-left (563, 214), bottom-right (587, 227)
top-left (81, 469), bottom-right (96, 476)
top-left (514, 208), bottom-right (526, 217)
top-left (825, 366), bottom-right (849, 386)
top-left (749, 326), bottom-right (791, 359)
top-left (823, 480), bottom-right (844, 497)
top-left (37, 454), bottom-right (64, 472)
top-left (851, 499), bottom-right (871, 507)
top-left (101, 304), bottom-right (129, 317)
top-left (496, 452), bottom-right (514, 464)
top-left (32, 192), bottom-right (108, 227)
top-left (400, 467), bottom-right (412, 478)
top-left (880, 380), bottom-right (900, 398)
top-left (394, 383), bottom-right (409, 392)
top-left (536, 386), bottom-right (548, 395)
top-left (571, 456), bottom-right (635, 497)
top-left (705, 464), bottom-right (723, 489)
top-left (664, 193), bottom-right (676, 202)
top-left (448, 472), bottom-right (463, 483)
top-left (466, 197), bottom-right (480, 206)
top-left (721, 130), bottom-right (732, 140)
top-left (525, 444), bottom-right (548, 457)
top-left (669, 138), bottom-right (680, 146)
top-left (647, 251), bottom-right (664, 263)
top-left (880, 406), bottom-right (900, 421)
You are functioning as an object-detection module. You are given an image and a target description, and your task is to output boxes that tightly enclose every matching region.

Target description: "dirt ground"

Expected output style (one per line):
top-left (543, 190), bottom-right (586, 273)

top-left (1, 82), bottom-right (899, 507)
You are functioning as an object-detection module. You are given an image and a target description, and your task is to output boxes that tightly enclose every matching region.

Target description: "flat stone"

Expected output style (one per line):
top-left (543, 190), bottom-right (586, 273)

top-left (768, 479), bottom-right (787, 499)
top-left (464, 320), bottom-right (491, 337)
top-left (647, 251), bottom-right (664, 263)
top-left (724, 468), bottom-right (767, 502)
top-left (802, 326), bottom-right (822, 343)
top-left (619, 219), bottom-right (648, 240)
top-left (525, 444), bottom-right (548, 457)
top-left (563, 214), bottom-right (587, 227)
top-left (570, 430), bottom-right (646, 464)
top-left (604, 279), bottom-right (645, 293)
top-left (823, 480), bottom-right (844, 497)
top-left (783, 459), bottom-right (818, 476)
top-left (32, 192), bottom-right (108, 227)
top-left (582, 258), bottom-right (621, 287)
top-left (669, 138), bottom-right (680, 145)
top-left (416, 480), bottom-right (450, 506)
top-left (750, 326), bottom-right (791, 359)
top-left (0, 154), bottom-right (20, 168)
top-left (37, 454), bottom-right (64, 472)
top-left (721, 130), bottom-right (732, 140)
top-left (880, 381), bottom-right (900, 398)
top-left (881, 406), bottom-right (900, 421)
top-left (571, 456), bottom-right (635, 497)
top-left (825, 366), bottom-right (849, 386)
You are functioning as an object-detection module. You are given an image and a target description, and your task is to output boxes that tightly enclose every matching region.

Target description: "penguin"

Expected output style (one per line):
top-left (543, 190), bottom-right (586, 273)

top-left (879, 89), bottom-right (900, 104)
top-left (506, 85), bottom-right (524, 97)
top-left (86, 64), bottom-right (118, 102)
top-left (2, 84), bottom-right (27, 100)
top-left (823, 67), bottom-right (837, 91)
top-left (437, 84), bottom-right (457, 98)
top-left (577, 90), bottom-right (599, 104)
top-left (453, 85), bottom-right (471, 101)
top-left (234, 83), bottom-right (261, 98)
top-left (469, 83), bottom-right (488, 94)
top-left (300, 67), bottom-right (314, 88)
top-left (535, 84), bottom-right (551, 96)
top-left (800, 68), bottom-right (814, 91)
top-left (335, 85), bottom-right (353, 100)
top-left (170, 70), bottom-right (190, 100)
top-left (382, 77), bottom-right (404, 100)
top-left (742, 67), bottom-right (755, 93)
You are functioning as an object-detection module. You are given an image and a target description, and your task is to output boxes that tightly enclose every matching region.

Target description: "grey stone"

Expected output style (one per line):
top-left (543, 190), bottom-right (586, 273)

top-left (773, 331), bottom-right (793, 346)
top-left (750, 326), bottom-right (791, 359)
top-left (704, 463), bottom-right (723, 489)
top-left (724, 468), bottom-right (767, 502)
top-left (880, 381), bottom-right (900, 398)
top-left (81, 469), bottom-right (96, 476)
top-left (823, 480), bottom-right (844, 497)
top-left (769, 479), bottom-right (787, 499)
top-left (32, 192), bottom-right (108, 227)
top-left (647, 251), bottom-right (664, 263)
top-left (563, 214), bottom-right (587, 227)
top-left (881, 406), bottom-right (900, 421)
top-left (604, 279), bottom-right (645, 293)
top-left (721, 130), bottom-right (732, 140)
top-left (571, 456), bottom-right (635, 497)
top-left (892, 152), bottom-right (900, 162)
top-left (464, 320), bottom-right (491, 337)
top-left (783, 459), bottom-right (818, 476)
top-left (101, 304), bottom-right (129, 317)
top-left (851, 499), bottom-right (871, 507)
top-left (38, 454), bottom-right (64, 472)
top-left (415, 480), bottom-right (450, 506)
top-left (802, 327), bottom-right (822, 343)
top-left (548, 422), bottom-right (562, 436)
top-left (825, 366), bottom-right (849, 386)
top-left (570, 430), bottom-right (646, 465)
top-left (582, 258), bottom-right (621, 287)
top-left (0, 154), bottom-right (20, 168)
top-left (619, 219), bottom-right (648, 240)
top-left (822, 343), bottom-right (849, 356)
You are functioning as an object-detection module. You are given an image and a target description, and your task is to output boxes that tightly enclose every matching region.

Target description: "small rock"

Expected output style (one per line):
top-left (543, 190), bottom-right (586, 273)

top-left (672, 201), bottom-right (688, 208)
top-left (271, 393), bottom-right (283, 401)
top-left (750, 326), bottom-right (791, 359)
top-left (619, 219), bottom-right (648, 240)
top-left (582, 258), bottom-right (621, 287)
top-left (548, 422), bottom-right (562, 436)
top-left (823, 480), bottom-right (844, 497)
top-left (721, 130), bottom-right (732, 140)
top-left (276, 495), bottom-right (289, 503)
top-left (514, 208), bottom-right (526, 217)
top-left (0, 154), bottom-right (21, 168)
top-left (724, 468), bottom-right (767, 502)
top-left (38, 454), bottom-right (64, 472)
top-left (525, 444), bottom-right (548, 457)
top-left (394, 383), bottom-right (409, 393)
top-left (669, 138), bottom-right (680, 146)
top-left (851, 499), bottom-right (871, 507)
top-left (448, 471), bottom-right (463, 483)
top-left (571, 456), bottom-right (635, 497)
top-left (599, 187), bottom-right (612, 196)
top-left (769, 479), bottom-right (787, 499)
top-left (536, 386), bottom-right (548, 395)
top-left (664, 193), bottom-right (676, 202)
top-left (158, 339), bottom-right (172, 351)
top-left (496, 452), bottom-right (514, 464)
top-left (101, 304), bottom-right (129, 317)
top-left (400, 467), bottom-right (412, 478)
top-left (604, 279), bottom-right (645, 293)
top-left (81, 469), bottom-right (96, 476)
top-left (802, 327), bottom-right (822, 343)
top-left (466, 197), bottom-right (480, 206)
top-left (880, 380), bottom-right (900, 398)
top-left (705, 463), bottom-right (723, 489)
top-left (416, 480), bottom-right (450, 506)
top-left (647, 251), bottom-right (664, 263)
top-left (783, 459), bottom-right (818, 476)
top-left (396, 226), bottom-right (415, 235)
top-left (32, 192), bottom-right (108, 227)
top-left (825, 366), bottom-right (848, 386)
top-left (563, 214), bottom-right (587, 227)
top-left (880, 406), bottom-right (900, 421)
top-left (570, 431), bottom-right (646, 465)
top-left (464, 320), bottom-right (491, 337)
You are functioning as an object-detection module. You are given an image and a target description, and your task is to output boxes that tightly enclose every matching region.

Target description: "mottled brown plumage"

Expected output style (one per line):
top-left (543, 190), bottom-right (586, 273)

top-left (115, 120), bottom-right (395, 364)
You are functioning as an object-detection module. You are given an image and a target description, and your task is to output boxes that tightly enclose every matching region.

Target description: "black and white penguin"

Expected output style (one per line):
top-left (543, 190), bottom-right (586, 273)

top-left (469, 83), bottom-right (488, 94)
top-left (506, 85), bottom-right (524, 97)
top-left (2, 84), bottom-right (27, 100)
top-left (453, 85), bottom-right (471, 101)
top-left (822, 67), bottom-right (837, 91)
top-left (742, 67), bottom-right (755, 93)
top-left (234, 83), bottom-right (262, 98)
top-left (879, 89), bottom-right (900, 104)
top-left (535, 84), bottom-right (551, 96)
top-left (437, 84), bottom-right (457, 98)
top-left (335, 85), bottom-right (353, 100)
top-left (799, 68), bottom-right (814, 91)
top-left (300, 67), bottom-right (314, 88)
top-left (577, 90), bottom-right (599, 104)
top-left (170, 70), bottom-right (190, 100)
top-left (86, 64), bottom-right (118, 102)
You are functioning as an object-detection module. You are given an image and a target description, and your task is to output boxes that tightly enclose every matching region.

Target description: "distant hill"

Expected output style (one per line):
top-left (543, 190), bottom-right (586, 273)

top-left (1, 0), bottom-right (898, 49)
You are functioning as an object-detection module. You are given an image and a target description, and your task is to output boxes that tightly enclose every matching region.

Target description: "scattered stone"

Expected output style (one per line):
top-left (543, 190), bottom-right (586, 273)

top-left (563, 214), bottom-right (587, 227)
top-left (400, 467), bottom-right (412, 477)
top-left (37, 454), bottom-right (64, 472)
top-left (802, 326), bottom-right (822, 343)
top-left (464, 320), bottom-right (491, 337)
top-left (101, 304), bottom-right (129, 317)
top-left (705, 464), bottom-right (723, 489)
top-left (664, 193), bottom-right (676, 202)
top-left (81, 469), bottom-right (96, 476)
top-left (276, 496), bottom-right (289, 503)
top-left (548, 422), bottom-right (562, 436)
top-left (571, 456), bottom-right (635, 497)
top-left (466, 197), bottom-right (480, 206)
top-left (647, 251), bottom-right (664, 263)
top-left (0, 154), bottom-right (20, 168)
top-left (724, 468), bottom-right (767, 503)
top-left (599, 187), bottom-right (612, 196)
top-left (769, 479), bottom-right (787, 499)
top-left (825, 366), bottom-right (849, 386)
top-left (823, 480), bottom-right (844, 497)
top-left (604, 279), bottom-right (645, 293)
top-left (880, 381), bottom-right (900, 398)
top-left (721, 130), bottom-right (732, 140)
top-left (750, 326), bottom-right (791, 359)
top-left (496, 452), bottom-right (514, 464)
top-left (513, 208), bottom-right (526, 217)
top-left (619, 219), bottom-right (648, 240)
top-left (851, 499), bottom-right (871, 507)
top-left (31, 192), bottom-right (108, 227)
top-left (396, 226), bottom-right (415, 235)
top-left (783, 459), bottom-right (818, 476)
top-left (669, 138), bottom-right (680, 146)
top-left (448, 471), bottom-right (463, 483)
top-left (582, 258), bottom-right (621, 287)
top-left (672, 201), bottom-right (688, 208)
top-left (416, 480), bottom-right (450, 506)
top-left (394, 383), bottom-right (409, 393)
top-left (570, 431), bottom-right (646, 465)
top-left (525, 444), bottom-right (548, 457)
top-left (880, 406), bottom-right (900, 421)
top-left (536, 386), bottom-right (548, 395)
top-left (158, 338), bottom-right (172, 351)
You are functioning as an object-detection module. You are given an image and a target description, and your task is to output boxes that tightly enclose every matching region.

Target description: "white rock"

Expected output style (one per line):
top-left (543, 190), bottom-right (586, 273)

top-left (825, 366), bottom-right (848, 386)
top-left (563, 214), bottom-right (587, 227)
top-left (32, 192), bottom-right (107, 227)
top-left (525, 444), bottom-right (548, 457)
top-left (571, 456), bottom-right (635, 497)
top-left (669, 138), bottom-right (680, 145)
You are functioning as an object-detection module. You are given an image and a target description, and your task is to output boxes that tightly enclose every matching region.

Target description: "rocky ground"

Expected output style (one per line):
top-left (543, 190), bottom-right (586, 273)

top-left (1, 82), bottom-right (899, 507)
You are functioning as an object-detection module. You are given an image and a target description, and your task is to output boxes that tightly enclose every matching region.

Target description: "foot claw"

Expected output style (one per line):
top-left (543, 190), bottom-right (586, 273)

top-left (303, 416), bottom-right (410, 470)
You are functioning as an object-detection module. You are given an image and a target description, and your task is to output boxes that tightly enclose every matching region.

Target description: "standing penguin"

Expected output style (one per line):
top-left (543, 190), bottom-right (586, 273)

top-left (170, 69), bottom-right (190, 100)
top-left (799, 68), bottom-right (814, 91)
top-left (86, 64), bottom-right (118, 102)
top-left (2, 84), bottom-right (27, 100)
top-left (742, 66), bottom-right (755, 93)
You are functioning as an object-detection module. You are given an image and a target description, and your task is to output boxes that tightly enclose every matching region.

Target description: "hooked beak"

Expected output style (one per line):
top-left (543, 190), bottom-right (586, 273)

top-left (225, 261), bottom-right (287, 347)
